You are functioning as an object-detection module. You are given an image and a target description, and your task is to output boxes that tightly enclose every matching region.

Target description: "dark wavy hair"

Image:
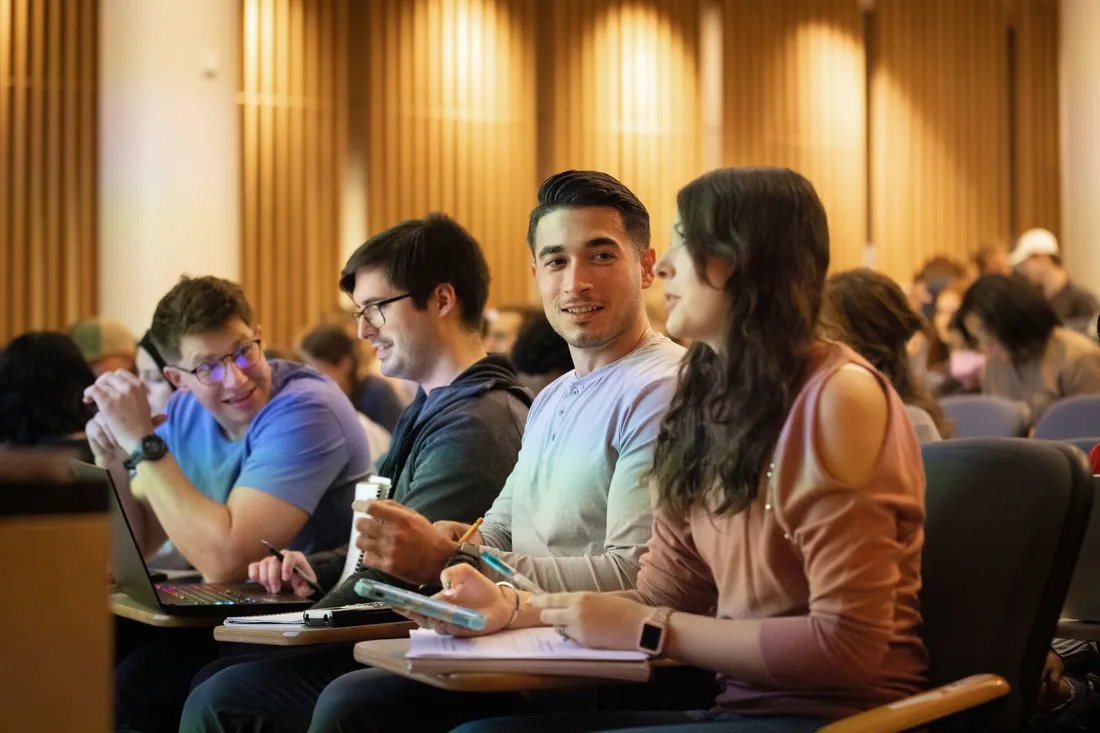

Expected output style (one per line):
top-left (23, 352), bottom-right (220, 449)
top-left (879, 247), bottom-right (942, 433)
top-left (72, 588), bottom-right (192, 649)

top-left (821, 269), bottom-right (953, 438)
top-left (0, 332), bottom-right (97, 445)
top-left (651, 168), bottom-right (830, 517)
top-left (955, 274), bottom-right (1060, 367)
top-left (299, 324), bottom-right (360, 386)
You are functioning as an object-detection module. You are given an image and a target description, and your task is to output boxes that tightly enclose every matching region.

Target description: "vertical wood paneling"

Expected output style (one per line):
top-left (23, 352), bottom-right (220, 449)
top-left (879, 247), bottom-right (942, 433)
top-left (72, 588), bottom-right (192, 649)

top-left (0, 0), bottom-right (97, 344)
top-left (359, 0), bottom-right (538, 308)
top-left (240, 0), bottom-right (348, 349)
top-left (538, 0), bottom-right (702, 263)
top-left (871, 0), bottom-right (1010, 283)
top-left (1013, 0), bottom-right (1060, 239)
top-left (723, 0), bottom-right (867, 273)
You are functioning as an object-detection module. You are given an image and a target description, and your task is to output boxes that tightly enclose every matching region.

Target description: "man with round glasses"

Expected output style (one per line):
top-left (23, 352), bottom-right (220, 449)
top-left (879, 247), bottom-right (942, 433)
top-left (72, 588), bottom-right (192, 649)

top-left (84, 275), bottom-right (370, 582)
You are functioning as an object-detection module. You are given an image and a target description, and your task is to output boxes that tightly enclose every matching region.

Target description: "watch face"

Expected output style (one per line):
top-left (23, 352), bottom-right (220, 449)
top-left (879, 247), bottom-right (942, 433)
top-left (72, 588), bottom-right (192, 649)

top-left (640, 622), bottom-right (663, 653)
top-left (142, 435), bottom-right (167, 460)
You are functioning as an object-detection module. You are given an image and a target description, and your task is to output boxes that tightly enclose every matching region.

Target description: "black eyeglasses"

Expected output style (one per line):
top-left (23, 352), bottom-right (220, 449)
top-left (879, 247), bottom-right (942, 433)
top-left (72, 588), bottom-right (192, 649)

top-left (178, 338), bottom-right (263, 386)
top-left (351, 293), bottom-right (415, 329)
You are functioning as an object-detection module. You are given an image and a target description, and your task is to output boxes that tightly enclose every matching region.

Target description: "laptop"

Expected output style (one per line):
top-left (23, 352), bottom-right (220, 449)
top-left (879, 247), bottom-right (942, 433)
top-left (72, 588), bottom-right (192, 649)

top-left (1061, 475), bottom-right (1100, 623)
top-left (74, 461), bottom-right (314, 618)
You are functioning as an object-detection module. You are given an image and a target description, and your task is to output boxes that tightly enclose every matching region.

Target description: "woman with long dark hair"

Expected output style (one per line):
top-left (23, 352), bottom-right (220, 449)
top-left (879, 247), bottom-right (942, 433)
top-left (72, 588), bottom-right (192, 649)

top-left (820, 268), bottom-right (953, 441)
top-left (405, 168), bottom-right (928, 733)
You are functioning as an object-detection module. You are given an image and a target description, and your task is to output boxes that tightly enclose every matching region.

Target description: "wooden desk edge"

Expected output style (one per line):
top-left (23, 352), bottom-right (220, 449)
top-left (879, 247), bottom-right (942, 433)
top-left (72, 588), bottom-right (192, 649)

top-left (214, 620), bottom-right (415, 646)
top-left (109, 592), bottom-right (221, 628)
top-left (352, 638), bottom-right (653, 692)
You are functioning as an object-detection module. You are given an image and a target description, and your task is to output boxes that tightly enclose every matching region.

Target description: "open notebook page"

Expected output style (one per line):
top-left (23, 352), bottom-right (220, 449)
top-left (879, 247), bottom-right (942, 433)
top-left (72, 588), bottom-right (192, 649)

top-left (406, 627), bottom-right (648, 661)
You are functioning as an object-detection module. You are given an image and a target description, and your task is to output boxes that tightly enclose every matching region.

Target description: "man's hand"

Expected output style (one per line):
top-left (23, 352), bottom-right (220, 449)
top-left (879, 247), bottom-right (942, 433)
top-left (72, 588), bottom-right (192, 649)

top-left (433, 520), bottom-right (482, 546)
top-left (85, 413), bottom-right (130, 467)
top-left (83, 370), bottom-right (157, 454)
top-left (353, 500), bottom-right (458, 585)
top-left (248, 550), bottom-right (317, 597)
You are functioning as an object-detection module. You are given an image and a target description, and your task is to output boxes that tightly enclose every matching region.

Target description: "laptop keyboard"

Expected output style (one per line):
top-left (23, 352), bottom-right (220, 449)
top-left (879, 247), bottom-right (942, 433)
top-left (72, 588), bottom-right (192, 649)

top-left (159, 584), bottom-right (259, 605)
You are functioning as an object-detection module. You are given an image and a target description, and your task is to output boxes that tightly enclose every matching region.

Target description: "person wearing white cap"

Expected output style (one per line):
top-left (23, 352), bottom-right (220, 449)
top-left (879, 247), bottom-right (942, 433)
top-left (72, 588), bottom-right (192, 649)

top-left (1011, 228), bottom-right (1099, 333)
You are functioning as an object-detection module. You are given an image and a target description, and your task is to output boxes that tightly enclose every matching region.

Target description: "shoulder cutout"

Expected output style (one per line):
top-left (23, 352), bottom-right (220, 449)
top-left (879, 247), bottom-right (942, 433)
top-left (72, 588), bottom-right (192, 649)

top-left (814, 364), bottom-right (889, 486)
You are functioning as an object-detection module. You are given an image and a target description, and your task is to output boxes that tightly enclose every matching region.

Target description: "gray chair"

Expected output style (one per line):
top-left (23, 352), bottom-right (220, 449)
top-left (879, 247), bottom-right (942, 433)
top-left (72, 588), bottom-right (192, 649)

top-left (1063, 436), bottom-right (1100, 459)
top-left (1033, 395), bottom-right (1100, 440)
top-left (822, 439), bottom-right (1093, 732)
top-left (940, 395), bottom-right (1031, 439)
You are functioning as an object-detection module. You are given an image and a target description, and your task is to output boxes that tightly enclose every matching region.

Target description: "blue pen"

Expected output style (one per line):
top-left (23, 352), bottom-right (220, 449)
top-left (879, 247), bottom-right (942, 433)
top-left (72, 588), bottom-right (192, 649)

top-left (480, 552), bottom-right (543, 594)
top-left (353, 578), bottom-right (487, 631)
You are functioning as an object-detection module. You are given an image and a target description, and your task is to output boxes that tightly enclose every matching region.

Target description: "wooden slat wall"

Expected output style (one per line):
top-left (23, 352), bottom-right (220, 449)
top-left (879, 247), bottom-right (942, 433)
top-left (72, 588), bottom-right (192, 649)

top-left (358, 0), bottom-right (538, 308)
top-left (1012, 0), bottom-right (1060, 239)
top-left (0, 0), bottom-right (98, 345)
top-left (723, 0), bottom-right (866, 273)
top-left (537, 0), bottom-right (702, 261)
top-left (239, 0), bottom-right (348, 350)
top-left (870, 0), bottom-right (1011, 283)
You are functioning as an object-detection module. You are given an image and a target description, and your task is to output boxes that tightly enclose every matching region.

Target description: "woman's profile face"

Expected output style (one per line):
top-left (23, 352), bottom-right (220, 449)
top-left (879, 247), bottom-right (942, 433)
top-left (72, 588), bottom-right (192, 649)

top-left (136, 346), bottom-right (174, 415)
top-left (655, 213), bottom-right (733, 352)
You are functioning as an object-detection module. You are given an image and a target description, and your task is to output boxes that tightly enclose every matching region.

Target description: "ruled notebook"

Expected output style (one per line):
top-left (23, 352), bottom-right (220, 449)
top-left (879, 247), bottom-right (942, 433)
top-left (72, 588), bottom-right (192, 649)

top-left (404, 627), bottom-right (652, 681)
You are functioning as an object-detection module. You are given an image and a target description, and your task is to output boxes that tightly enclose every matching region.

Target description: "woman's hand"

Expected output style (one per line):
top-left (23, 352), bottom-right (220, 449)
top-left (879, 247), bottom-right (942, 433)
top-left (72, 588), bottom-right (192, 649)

top-left (535, 592), bottom-right (657, 651)
top-left (398, 563), bottom-right (515, 638)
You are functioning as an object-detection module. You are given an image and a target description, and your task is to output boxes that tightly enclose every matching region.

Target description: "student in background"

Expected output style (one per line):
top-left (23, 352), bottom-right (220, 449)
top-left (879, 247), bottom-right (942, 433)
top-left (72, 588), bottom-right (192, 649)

top-left (70, 316), bottom-right (138, 376)
top-left (974, 239), bottom-right (1014, 277)
top-left (1011, 228), bottom-right (1100, 333)
top-left (298, 323), bottom-right (406, 433)
top-left (0, 331), bottom-right (96, 462)
top-left (928, 280), bottom-right (984, 395)
top-left (432, 167), bottom-right (927, 733)
top-left (181, 170), bottom-right (686, 732)
top-left (509, 311), bottom-right (574, 397)
top-left (820, 268), bottom-right (953, 442)
top-left (137, 330), bottom-right (176, 416)
top-left (957, 274), bottom-right (1100, 423)
top-left (910, 256), bottom-right (967, 323)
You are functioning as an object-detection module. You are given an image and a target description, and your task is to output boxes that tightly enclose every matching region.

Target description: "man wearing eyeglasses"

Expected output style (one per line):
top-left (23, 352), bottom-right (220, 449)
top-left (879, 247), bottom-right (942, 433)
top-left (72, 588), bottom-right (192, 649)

top-left (84, 275), bottom-right (370, 583)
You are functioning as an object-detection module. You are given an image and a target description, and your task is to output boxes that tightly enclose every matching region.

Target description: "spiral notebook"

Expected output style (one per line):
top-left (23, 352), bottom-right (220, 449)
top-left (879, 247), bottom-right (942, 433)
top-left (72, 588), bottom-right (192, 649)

top-left (337, 476), bottom-right (393, 584)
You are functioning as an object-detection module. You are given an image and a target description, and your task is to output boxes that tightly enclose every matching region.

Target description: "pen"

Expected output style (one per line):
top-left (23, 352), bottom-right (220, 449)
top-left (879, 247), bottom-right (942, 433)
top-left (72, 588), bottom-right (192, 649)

top-left (261, 539), bottom-right (325, 596)
top-left (479, 551), bottom-right (543, 593)
top-left (458, 517), bottom-right (483, 544)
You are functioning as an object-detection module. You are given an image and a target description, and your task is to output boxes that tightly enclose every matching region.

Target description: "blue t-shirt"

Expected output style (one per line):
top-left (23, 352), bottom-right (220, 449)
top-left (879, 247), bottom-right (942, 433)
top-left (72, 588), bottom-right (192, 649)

top-left (156, 360), bottom-right (370, 554)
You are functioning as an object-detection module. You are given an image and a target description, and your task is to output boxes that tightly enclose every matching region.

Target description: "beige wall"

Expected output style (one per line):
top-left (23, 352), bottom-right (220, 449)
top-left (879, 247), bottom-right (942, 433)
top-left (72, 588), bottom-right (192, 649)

top-left (1060, 0), bottom-right (1100, 295)
top-left (99, 0), bottom-right (241, 336)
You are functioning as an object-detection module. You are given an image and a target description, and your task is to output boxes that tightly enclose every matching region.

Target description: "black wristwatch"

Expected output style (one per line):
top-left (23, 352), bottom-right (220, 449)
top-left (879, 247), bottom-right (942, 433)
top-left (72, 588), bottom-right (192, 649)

top-left (444, 541), bottom-right (481, 570)
top-left (123, 434), bottom-right (169, 472)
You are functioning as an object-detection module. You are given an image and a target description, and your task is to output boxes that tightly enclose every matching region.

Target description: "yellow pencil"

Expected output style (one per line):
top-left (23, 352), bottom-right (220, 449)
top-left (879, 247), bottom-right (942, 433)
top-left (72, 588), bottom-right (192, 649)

top-left (458, 517), bottom-right (484, 544)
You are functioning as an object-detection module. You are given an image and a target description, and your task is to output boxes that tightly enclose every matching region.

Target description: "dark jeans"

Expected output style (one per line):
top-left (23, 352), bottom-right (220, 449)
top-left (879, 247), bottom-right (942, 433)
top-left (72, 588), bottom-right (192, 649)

top-left (114, 621), bottom-right (222, 733)
top-left (181, 650), bottom-right (718, 733)
top-left (450, 712), bottom-right (828, 733)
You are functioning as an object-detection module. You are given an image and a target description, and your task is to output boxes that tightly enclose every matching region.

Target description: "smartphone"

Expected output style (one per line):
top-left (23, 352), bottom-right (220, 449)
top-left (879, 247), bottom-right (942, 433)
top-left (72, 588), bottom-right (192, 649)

top-left (354, 579), bottom-right (487, 631)
top-left (302, 602), bottom-right (402, 627)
